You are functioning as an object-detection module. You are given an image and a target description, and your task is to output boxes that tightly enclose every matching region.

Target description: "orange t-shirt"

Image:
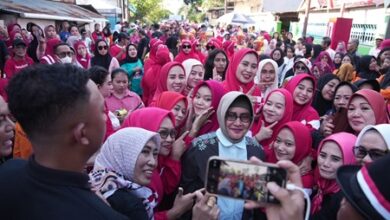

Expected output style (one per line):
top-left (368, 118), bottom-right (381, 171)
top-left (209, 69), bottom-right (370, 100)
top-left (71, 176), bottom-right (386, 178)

top-left (13, 122), bottom-right (33, 159)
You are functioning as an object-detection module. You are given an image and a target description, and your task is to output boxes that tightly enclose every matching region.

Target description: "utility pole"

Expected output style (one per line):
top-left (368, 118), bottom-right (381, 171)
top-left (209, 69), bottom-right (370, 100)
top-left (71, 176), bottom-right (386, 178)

top-left (224, 0), bottom-right (227, 14)
top-left (302, 0), bottom-right (311, 37)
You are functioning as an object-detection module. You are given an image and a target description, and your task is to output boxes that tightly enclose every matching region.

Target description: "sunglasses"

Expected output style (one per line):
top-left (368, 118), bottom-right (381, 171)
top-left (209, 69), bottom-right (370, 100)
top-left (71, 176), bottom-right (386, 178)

top-left (206, 45), bottom-right (215, 50)
top-left (57, 51), bottom-right (74, 58)
top-left (158, 129), bottom-right (177, 139)
top-left (295, 65), bottom-right (307, 71)
top-left (182, 45), bottom-right (191, 49)
top-left (225, 112), bottom-right (252, 123)
top-left (98, 45), bottom-right (108, 50)
top-left (353, 146), bottom-right (388, 160)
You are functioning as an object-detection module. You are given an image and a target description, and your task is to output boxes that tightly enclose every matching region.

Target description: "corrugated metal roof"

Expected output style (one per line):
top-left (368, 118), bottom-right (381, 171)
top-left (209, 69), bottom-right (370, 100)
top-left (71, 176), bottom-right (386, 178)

top-left (262, 0), bottom-right (302, 13)
top-left (0, 0), bottom-right (106, 22)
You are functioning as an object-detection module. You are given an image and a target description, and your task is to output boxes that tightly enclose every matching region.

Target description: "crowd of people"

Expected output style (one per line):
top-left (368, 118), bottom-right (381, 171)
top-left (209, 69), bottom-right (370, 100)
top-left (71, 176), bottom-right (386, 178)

top-left (0, 18), bottom-right (389, 220)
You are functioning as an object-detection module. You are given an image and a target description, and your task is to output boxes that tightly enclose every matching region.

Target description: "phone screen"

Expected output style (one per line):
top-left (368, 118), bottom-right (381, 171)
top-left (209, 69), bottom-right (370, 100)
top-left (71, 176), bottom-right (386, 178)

top-left (206, 158), bottom-right (287, 204)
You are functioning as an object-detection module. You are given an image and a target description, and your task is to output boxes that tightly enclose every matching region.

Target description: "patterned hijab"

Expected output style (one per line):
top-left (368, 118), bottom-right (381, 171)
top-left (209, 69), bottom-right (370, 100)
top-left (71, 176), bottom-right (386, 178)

top-left (90, 127), bottom-right (161, 219)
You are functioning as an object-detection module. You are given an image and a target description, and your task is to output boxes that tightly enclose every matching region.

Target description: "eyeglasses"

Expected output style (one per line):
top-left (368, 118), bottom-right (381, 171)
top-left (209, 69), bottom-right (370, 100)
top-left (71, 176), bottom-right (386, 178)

top-left (353, 146), bottom-right (388, 160)
top-left (57, 51), bottom-right (74, 58)
top-left (206, 45), bottom-right (215, 50)
top-left (158, 129), bottom-right (177, 139)
top-left (98, 45), bottom-right (108, 50)
top-left (182, 45), bottom-right (191, 49)
top-left (225, 112), bottom-right (252, 123)
top-left (295, 65), bottom-right (306, 71)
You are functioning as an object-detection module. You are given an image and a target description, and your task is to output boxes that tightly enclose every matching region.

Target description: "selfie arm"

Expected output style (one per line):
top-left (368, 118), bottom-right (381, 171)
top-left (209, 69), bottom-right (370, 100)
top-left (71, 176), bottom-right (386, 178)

top-left (286, 184), bottom-right (310, 220)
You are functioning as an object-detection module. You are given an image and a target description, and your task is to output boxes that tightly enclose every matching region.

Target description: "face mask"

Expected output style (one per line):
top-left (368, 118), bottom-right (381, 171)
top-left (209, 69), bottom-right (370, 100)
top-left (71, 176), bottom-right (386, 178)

top-left (60, 56), bottom-right (72, 64)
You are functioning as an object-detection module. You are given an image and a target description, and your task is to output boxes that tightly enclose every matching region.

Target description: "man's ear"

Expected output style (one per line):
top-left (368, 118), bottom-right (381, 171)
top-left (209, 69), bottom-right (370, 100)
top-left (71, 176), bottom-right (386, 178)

top-left (73, 123), bottom-right (89, 146)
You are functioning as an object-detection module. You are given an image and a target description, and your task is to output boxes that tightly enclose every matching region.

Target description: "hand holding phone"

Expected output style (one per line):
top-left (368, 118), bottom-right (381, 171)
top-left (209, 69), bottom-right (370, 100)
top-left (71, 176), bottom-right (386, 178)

top-left (205, 156), bottom-right (287, 204)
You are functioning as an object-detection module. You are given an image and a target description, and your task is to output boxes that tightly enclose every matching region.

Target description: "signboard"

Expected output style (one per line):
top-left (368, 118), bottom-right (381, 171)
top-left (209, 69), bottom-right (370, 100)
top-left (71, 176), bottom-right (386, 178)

top-left (317, 0), bottom-right (383, 8)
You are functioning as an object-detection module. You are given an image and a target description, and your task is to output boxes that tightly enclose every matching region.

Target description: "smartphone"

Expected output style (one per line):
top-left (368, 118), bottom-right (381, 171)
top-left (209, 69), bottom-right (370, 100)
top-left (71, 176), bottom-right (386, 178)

top-left (205, 156), bottom-right (287, 204)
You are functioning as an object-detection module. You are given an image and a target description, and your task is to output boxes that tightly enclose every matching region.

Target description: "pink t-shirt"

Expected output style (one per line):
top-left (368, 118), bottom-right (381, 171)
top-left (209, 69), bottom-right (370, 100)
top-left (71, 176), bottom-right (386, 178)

top-left (105, 90), bottom-right (144, 113)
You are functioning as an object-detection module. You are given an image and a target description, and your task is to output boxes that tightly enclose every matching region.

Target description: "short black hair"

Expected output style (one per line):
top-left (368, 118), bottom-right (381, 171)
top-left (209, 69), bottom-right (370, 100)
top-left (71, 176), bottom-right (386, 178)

top-left (111, 68), bottom-right (129, 81)
top-left (88, 66), bottom-right (109, 86)
top-left (68, 25), bottom-right (78, 33)
top-left (6, 64), bottom-right (90, 140)
top-left (322, 36), bottom-right (331, 47)
top-left (54, 42), bottom-right (71, 54)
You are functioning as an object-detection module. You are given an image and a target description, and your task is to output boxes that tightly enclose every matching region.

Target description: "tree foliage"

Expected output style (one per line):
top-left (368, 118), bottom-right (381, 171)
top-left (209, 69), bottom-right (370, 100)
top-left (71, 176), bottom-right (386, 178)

top-left (179, 0), bottom-right (223, 23)
top-left (129, 0), bottom-right (171, 23)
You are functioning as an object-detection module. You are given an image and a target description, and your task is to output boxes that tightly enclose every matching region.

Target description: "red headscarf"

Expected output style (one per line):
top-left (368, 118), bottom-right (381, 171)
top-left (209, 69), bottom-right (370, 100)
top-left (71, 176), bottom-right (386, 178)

top-left (284, 74), bottom-right (319, 124)
top-left (156, 91), bottom-right (188, 128)
top-left (311, 132), bottom-right (357, 214)
top-left (121, 107), bottom-right (175, 131)
top-left (174, 39), bottom-right (200, 63)
top-left (192, 39), bottom-right (206, 64)
top-left (45, 38), bottom-right (62, 57)
top-left (348, 89), bottom-right (389, 125)
top-left (222, 40), bottom-right (236, 62)
top-left (144, 39), bottom-right (163, 73)
top-left (222, 48), bottom-right (261, 96)
top-left (315, 51), bottom-right (335, 71)
top-left (268, 121), bottom-right (313, 188)
top-left (120, 107), bottom-right (176, 203)
top-left (74, 41), bottom-right (90, 69)
top-left (207, 38), bottom-right (222, 49)
top-left (141, 44), bottom-right (171, 106)
top-left (150, 61), bottom-right (185, 106)
top-left (191, 80), bottom-right (226, 136)
top-left (251, 89), bottom-right (293, 146)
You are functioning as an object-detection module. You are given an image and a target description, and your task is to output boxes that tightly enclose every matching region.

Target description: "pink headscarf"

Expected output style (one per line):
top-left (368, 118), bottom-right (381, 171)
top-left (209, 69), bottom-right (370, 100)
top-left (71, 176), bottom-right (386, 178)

top-left (348, 89), bottom-right (389, 126)
top-left (45, 38), bottom-right (62, 57)
top-left (74, 41), bottom-right (90, 69)
top-left (191, 80), bottom-right (226, 136)
top-left (141, 44), bottom-right (171, 106)
top-left (311, 132), bottom-right (357, 214)
top-left (150, 61), bottom-right (185, 106)
top-left (174, 39), bottom-right (200, 63)
top-left (156, 91), bottom-right (188, 128)
top-left (222, 48), bottom-right (261, 96)
top-left (192, 39), bottom-right (206, 64)
top-left (315, 51), bottom-right (335, 71)
top-left (268, 121), bottom-right (314, 188)
top-left (251, 88), bottom-right (293, 146)
top-left (122, 107), bottom-right (175, 131)
top-left (144, 39), bottom-right (163, 73)
top-left (222, 40), bottom-right (235, 61)
top-left (284, 74), bottom-right (320, 124)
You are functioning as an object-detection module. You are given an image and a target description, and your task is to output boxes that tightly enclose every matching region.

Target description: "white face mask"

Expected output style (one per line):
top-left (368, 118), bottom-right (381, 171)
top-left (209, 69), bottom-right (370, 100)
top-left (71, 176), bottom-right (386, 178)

top-left (60, 56), bottom-right (72, 64)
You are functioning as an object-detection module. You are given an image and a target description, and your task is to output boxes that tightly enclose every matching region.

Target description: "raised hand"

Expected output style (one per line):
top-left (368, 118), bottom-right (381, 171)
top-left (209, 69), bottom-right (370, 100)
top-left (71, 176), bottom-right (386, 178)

top-left (189, 107), bottom-right (214, 138)
top-left (192, 190), bottom-right (219, 220)
top-left (255, 120), bottom-right (278, 142)
top-left (171, 131), bottom-right (190, 161)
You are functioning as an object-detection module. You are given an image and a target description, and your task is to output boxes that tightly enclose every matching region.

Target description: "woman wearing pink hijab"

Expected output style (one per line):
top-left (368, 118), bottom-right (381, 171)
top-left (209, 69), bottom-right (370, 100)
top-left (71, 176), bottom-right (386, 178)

top-left (141, 44), bottom-right (171, 106)
top-left (74, 41), bottom-right (91, 69)
top-left (149, 61), bottom-right (186, 106)
top-left (311, 132), bottom-right (357, 219)
top-left (144, 38), bottom-right (163, 73)
top-left (121, 107), bottom-right (194, 220)
top-left (284, 74), bottom-right (320, 130)
top-left (39, 38), bottom-right (61, 64)
top-left (222, 48), bottom-right (261, 101)
top-left (174, 39), bottom-right (200, 63)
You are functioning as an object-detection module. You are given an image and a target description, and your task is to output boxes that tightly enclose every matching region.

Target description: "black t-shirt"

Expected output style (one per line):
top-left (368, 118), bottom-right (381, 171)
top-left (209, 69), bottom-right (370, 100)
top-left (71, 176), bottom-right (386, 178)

top-left (0, 158), bottom-right (128, 220)
top-left (107, 188), bottom-right (148, 220)
top-left (0, 40), bottom-right (9, 74)
top-left (137, 37), bottom-right (150, 60)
